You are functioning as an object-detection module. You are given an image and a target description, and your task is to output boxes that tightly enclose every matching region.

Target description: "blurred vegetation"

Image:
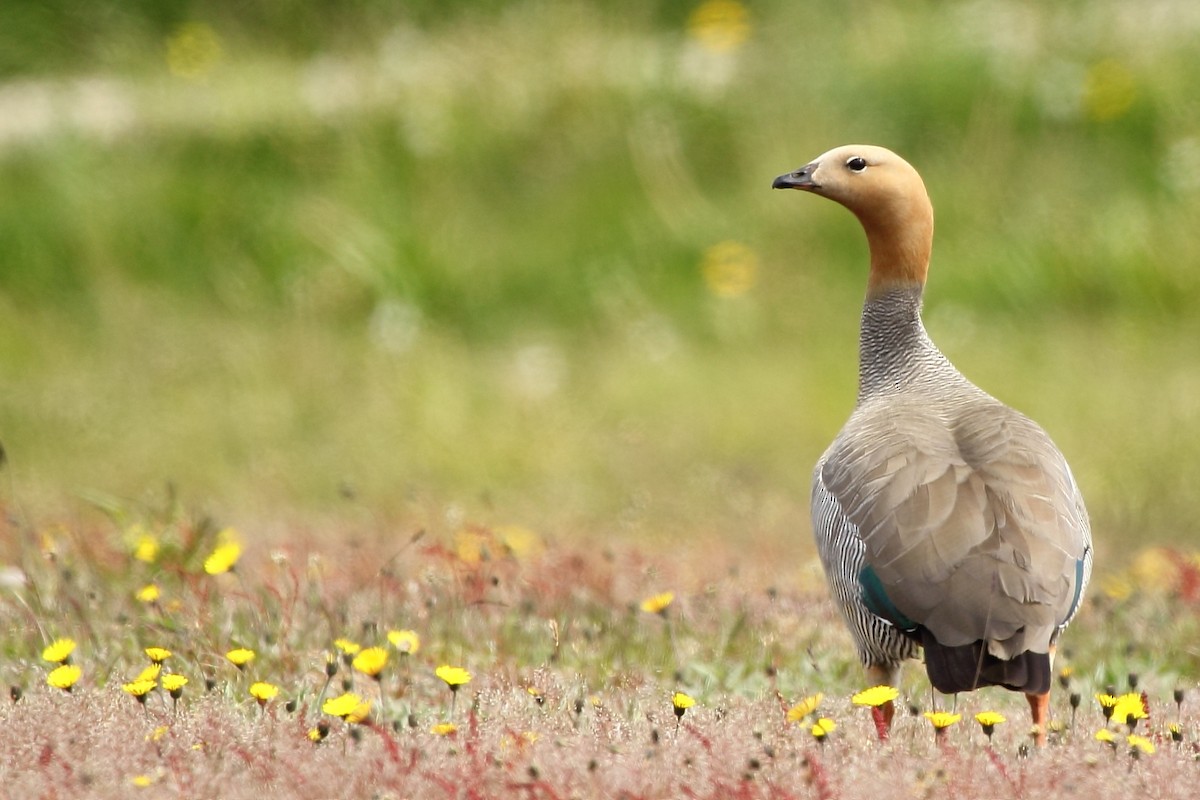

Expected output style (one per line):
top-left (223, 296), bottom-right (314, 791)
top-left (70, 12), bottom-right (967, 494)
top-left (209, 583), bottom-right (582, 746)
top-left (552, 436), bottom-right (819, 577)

top-left (1, 0), bottom-right (1199, 551)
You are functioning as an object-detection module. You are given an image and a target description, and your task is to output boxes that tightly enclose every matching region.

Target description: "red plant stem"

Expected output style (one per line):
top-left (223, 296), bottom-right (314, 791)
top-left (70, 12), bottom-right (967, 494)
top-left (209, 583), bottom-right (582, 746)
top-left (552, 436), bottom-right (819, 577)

top-left (984, 746), bottom-right (1021, 797)
top-left (369, 721), bottom-right (403, 765)
top-left (805, 749), bottom-right (835, 800)
top-left (870, 706), bottom-right (889, 741)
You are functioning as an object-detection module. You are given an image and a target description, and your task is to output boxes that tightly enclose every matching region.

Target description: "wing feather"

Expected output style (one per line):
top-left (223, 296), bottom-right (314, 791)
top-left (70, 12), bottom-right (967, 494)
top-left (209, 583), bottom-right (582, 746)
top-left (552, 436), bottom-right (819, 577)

top-left (822, 394), bottom-right (1091, 657)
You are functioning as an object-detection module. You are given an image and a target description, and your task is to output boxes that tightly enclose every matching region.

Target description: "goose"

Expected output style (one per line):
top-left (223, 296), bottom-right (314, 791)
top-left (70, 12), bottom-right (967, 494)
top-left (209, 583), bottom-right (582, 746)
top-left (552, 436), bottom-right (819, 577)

top-left (773, 145), bottom-right (1093, 742)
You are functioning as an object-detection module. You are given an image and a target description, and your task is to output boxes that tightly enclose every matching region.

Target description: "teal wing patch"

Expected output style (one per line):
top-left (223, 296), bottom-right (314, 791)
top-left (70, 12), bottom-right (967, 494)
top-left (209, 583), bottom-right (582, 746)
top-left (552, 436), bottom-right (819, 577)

top-left (859, 565), bottom-right (918, 632)
top-left (1065, 554), bottom-right (1088, 623)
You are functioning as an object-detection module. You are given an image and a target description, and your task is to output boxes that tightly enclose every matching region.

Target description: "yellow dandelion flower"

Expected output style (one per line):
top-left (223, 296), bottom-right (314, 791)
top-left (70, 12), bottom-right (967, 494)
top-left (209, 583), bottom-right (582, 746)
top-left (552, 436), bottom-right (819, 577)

top-left (1112, 693), bottom-right (1147, 726)
top-left (133, 533), bottom-right (159, 564)
top-left (123, 678), bottom-right (157, 699)
top-left (639, 591), bottom-right (674, 615)
top-left (226, 648), bottom-right (255, 667)
top-left (453, 528), bottom-right (489, 564)
top-left (249, 682), bottom-right (279, 704)
top-left (786, 693), bottom-right (824, 722)
top-left (387, 629), bottom-right (420, 654)
top-left (352, 646), bottom-right (389, 679)
top-left (496, 524), bottom-right (542, 559)
top-left (47, 664), bottom-right (81, 692)
top-left (1096, 692), bottom-right (1118, 717)
top-left (165, 21), bottom-right (223, 81)
top-left (147, 725), bottom-right (169, 742)
top-left (323, 692), bottom-right (364, 719)
top-left (1127, 734), bottom-right (1155, 755)
top-left (162, 674), bottom-right (188, 698)
top-left (1095, 728), bottom-right (1117, 745)
top-left (436, 665), bottom-right (472, 690)
top-left (42, 638), bottom-right (76, 664)
top-left (851, 685), bottom-right (899, 708)
top-left (39, 528), bottom-right (60, 557)
top-left (924, 711), bottom-right (961, 730)
top-left (135, 584), bottom-right (161, 603)
top-left (131, 774), bottom-right (154, 788)
top-left (1084, 59), bottom-right (1137, 122)
top-left (672, 692), bottom-right (696, 718)
top-left (346, 700), bottom-right (372, 724)
top-left (135, 664), bottom-right (161, 684)
top-left (333, 638), bottom-right (361, 657)
top-left (203, 537), bottom-right (241, 575)
top-left (1100, 574), bottom-right (1132, 601)
top-left (308, 723), bottom-right (330, 742)
top-left (811, 718), bottom-right (837, 739)
top-left (701, 240), bottom-right (759, 298)
top-left (975, 710), bottom-right (1006, 739)
top-left (432, 722), bottom-right (458, 736)
top-left (975, 711), bottom-right (1006, 729)
top-left (145, 647), bottom-right (172, 664)
top-left (687, 0), bottom-right (751, 54)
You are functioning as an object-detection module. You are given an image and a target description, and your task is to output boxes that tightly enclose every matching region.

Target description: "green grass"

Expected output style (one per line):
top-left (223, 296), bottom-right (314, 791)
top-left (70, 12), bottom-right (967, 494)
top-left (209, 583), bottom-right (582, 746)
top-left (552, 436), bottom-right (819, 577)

top-left (4, 286), bottom-right (1199, 549)
top-left (3, 0), bottom-right (1200, 545)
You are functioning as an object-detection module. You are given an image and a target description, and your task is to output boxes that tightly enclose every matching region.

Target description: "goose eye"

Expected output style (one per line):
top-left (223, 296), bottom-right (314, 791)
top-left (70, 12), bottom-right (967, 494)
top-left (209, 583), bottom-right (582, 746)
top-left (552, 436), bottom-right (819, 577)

top-left (846, 156), bottom-right (868, 173)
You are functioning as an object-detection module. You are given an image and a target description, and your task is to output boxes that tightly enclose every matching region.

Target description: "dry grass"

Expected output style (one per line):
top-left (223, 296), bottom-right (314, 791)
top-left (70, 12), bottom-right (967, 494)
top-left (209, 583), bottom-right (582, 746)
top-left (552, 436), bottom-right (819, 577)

top-left (1, 508), bottom-right (1198, 798)
top-left (5, 679), bottom-right (1197, 799)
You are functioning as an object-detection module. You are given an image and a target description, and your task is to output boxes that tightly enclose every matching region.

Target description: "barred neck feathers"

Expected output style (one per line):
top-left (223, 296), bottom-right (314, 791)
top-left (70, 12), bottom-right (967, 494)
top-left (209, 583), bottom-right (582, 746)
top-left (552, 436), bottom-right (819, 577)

top-left (857, 286), bottom-right (949, 401)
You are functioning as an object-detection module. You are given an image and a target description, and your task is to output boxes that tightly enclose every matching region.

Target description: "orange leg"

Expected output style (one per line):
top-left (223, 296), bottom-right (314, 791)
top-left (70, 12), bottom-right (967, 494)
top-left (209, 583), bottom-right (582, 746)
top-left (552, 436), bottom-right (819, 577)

top-left (1026, 691), bottom-right (1050, 746)
top-left (1026, 644), bottom-right (1058, 747)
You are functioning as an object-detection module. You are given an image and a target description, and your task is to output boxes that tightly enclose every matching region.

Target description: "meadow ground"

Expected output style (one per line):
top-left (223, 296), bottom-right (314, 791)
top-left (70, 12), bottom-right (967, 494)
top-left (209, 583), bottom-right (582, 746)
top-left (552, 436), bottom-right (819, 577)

top-left (1, 513), bottom-right (1199, 798)
top-left (4, 0), bottom-right (1200, 796)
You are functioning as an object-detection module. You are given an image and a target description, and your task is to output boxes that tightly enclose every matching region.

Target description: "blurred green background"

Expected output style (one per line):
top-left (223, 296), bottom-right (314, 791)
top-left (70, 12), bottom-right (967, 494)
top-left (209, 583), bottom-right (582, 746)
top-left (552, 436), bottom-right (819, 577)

top-left (1, 0), bottom-right (1198, 550)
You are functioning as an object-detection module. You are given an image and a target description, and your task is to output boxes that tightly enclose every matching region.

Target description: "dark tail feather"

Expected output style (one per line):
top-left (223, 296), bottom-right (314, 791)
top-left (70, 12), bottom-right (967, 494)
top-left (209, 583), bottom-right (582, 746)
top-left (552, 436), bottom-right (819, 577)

top-left (920, 629), bottom-right (1051, 695)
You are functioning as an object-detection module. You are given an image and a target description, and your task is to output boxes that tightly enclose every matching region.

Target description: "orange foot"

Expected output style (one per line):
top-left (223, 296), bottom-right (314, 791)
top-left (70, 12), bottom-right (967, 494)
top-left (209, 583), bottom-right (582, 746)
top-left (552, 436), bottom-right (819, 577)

top-left (1026, 691), bottom-right (1050, 746)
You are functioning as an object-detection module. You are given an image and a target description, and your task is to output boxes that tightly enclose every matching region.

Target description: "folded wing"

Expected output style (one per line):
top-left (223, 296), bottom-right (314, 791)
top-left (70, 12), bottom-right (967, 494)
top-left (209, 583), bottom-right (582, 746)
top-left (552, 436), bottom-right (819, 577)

top-left (822, 395), bottom-right (1091, 662)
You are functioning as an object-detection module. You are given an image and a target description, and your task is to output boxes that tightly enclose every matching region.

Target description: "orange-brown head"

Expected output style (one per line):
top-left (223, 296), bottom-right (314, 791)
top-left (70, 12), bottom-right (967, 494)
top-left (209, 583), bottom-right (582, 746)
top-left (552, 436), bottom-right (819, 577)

top-left (773, 145), bottom-right (934, 296)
